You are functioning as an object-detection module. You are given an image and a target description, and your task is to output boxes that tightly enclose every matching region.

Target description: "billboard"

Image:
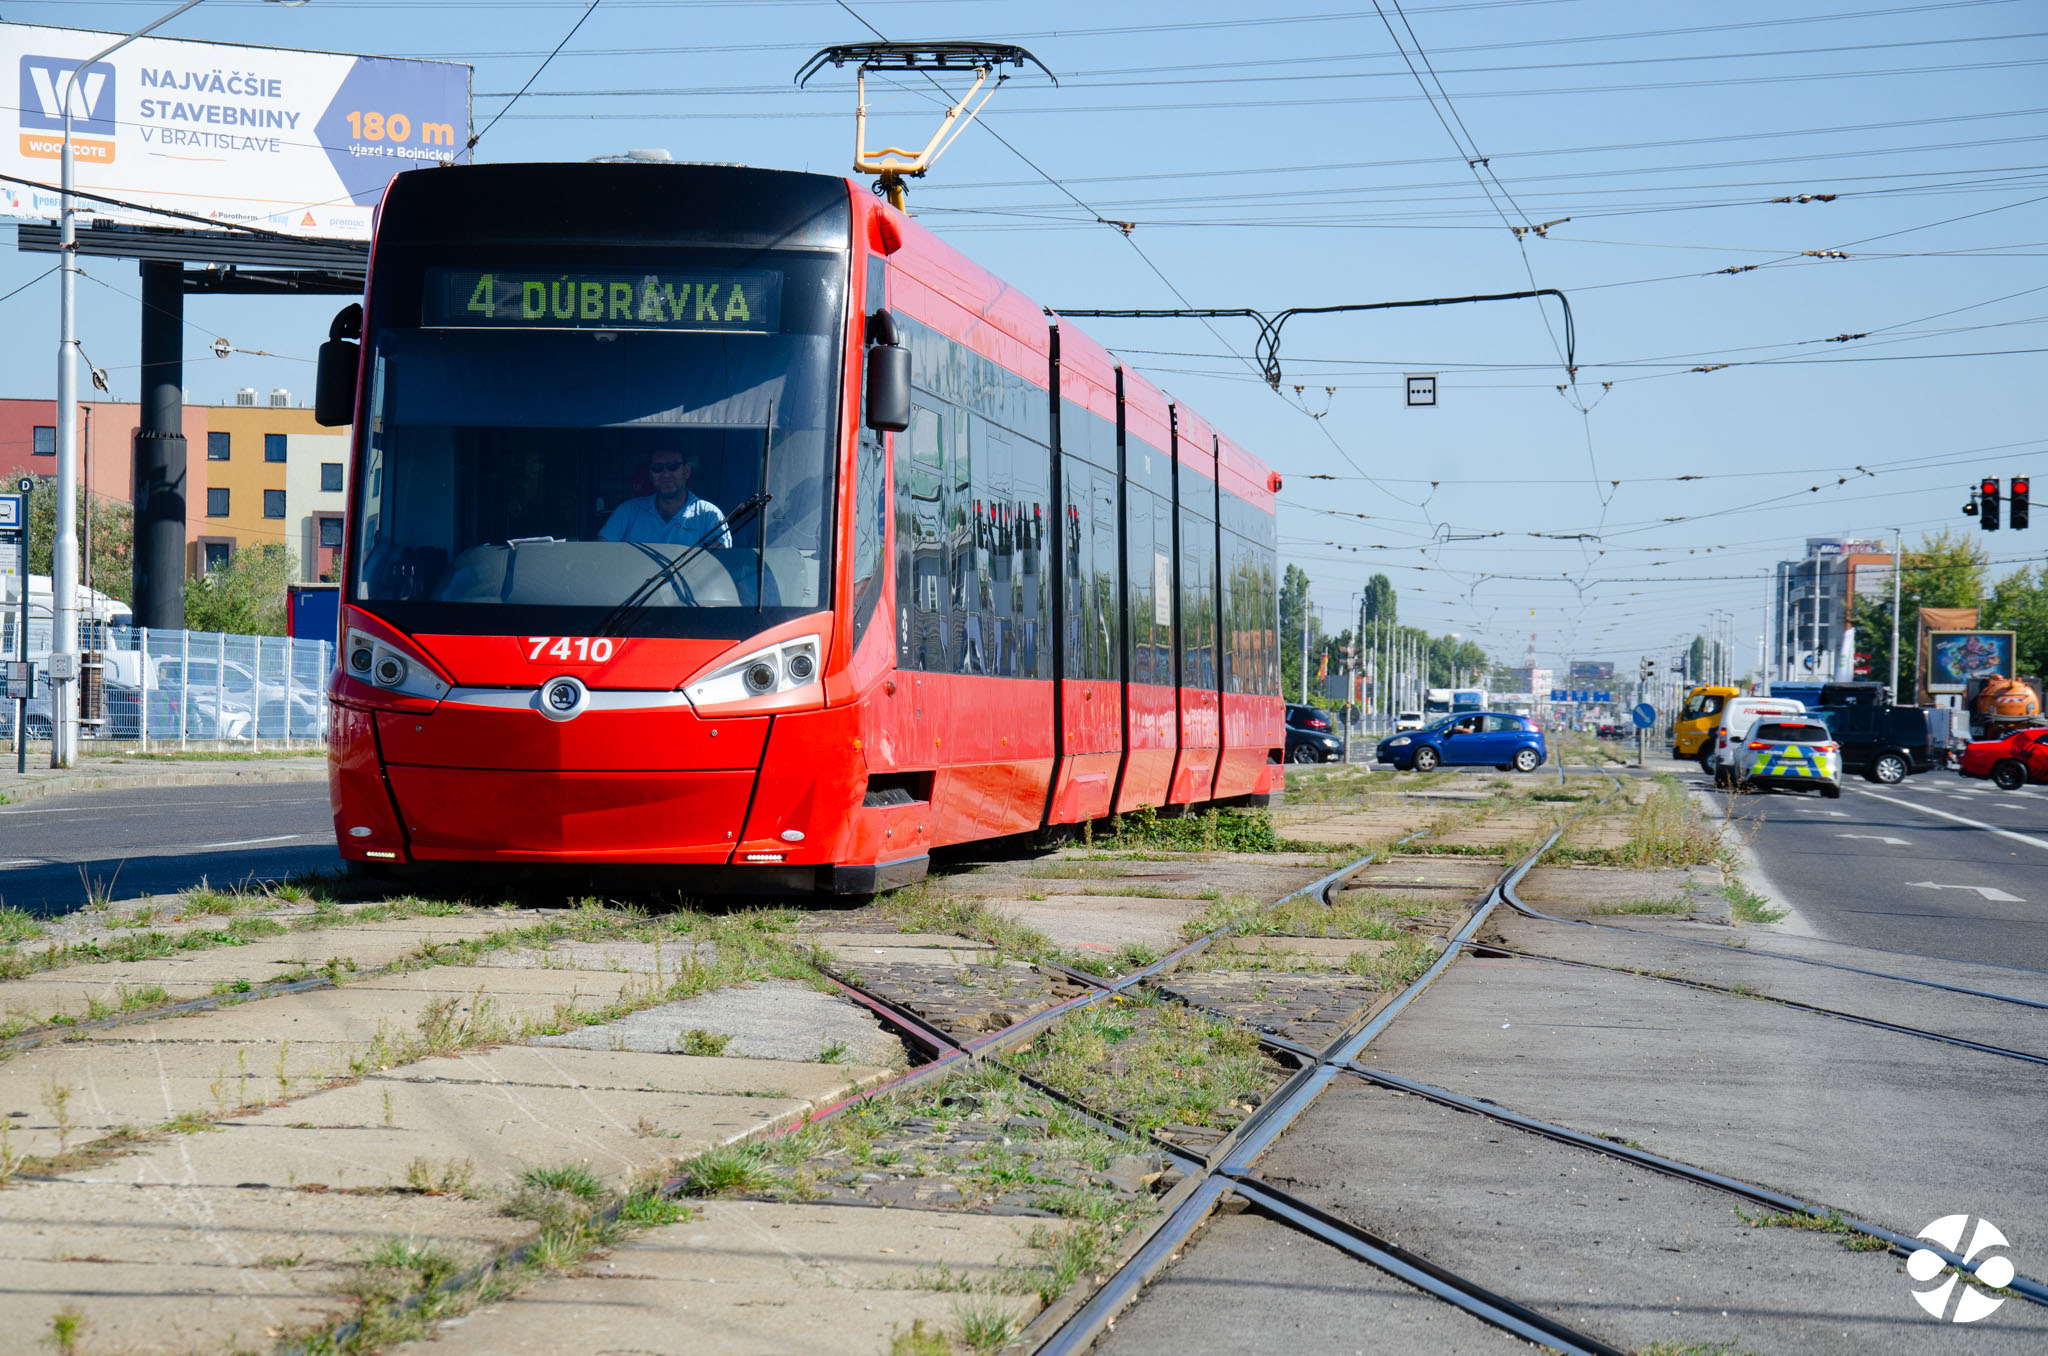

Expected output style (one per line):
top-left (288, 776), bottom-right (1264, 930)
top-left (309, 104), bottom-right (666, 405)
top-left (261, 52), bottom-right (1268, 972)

top-left (1925, 631), bottom-right (2016, 694)
top-left (1568, 661), bottom-right (1614, 681)
top-left (1, 23), bottom-right (468, 241)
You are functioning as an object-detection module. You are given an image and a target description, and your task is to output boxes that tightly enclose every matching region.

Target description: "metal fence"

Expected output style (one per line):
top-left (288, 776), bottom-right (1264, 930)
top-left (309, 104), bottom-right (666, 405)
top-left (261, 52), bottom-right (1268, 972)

top-left (2, 628), bottom-right (332, 749)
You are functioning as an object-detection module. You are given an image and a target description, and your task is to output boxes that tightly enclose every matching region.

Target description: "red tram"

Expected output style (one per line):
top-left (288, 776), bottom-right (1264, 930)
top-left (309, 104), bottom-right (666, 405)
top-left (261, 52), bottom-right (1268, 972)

top-left (316, 163), bottom-right (1283, 891)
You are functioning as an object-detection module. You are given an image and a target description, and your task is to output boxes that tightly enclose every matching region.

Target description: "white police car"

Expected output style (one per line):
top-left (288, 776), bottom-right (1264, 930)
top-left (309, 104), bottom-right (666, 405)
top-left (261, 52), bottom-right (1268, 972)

top-left (1731, 717), bottom-right (1842, 798)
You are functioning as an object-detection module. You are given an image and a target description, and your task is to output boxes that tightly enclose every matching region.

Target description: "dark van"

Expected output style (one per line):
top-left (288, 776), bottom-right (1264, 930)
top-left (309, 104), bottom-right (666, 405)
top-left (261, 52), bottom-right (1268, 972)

top-left (1811, 702), bottom-right (1941, 784)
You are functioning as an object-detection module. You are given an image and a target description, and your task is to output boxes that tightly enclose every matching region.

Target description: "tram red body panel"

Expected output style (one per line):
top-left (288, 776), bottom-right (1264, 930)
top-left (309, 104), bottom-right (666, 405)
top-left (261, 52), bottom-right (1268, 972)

top-left (1168, 404), bottom-right (1221, 806)
top-left (391, 766), bottom-right (755, 860)
top-left (1115, 367), bottom-right (1180, 813)
top-left (1048, 321), bottom-right (1125, 824)
top-left (326, 163), bottom-right (1284, 887)
top-left (1216, 431), bottom-right (1285, 800)
top-left (374, 706), bottom-right (769, 772)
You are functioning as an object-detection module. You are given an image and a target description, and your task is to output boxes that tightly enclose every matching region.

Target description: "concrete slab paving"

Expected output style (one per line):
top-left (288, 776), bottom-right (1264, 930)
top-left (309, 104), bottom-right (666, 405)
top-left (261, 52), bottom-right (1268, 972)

top-left (999, 892), bottom-right (1206, 952)
top-left (536, 981), bottom-right (907, 1067)
top-left (1, 1039), bottom-right (353, 1155)
top-left (1095, 1210), bottom-right (1539, 1356)
top-left (0, 1181), bottom-right (527, 1356)
top-left (1361, 953), bottom-right (2048, 1250)
top-left (1516, 864), bottom-right (1724, 915)
top-left (0, 920), bottom-right (542, 1028)
top-left (1212, 935), bottom-right (1393, 964)
top-left (1256, 1079), bottom-right (2048, 1354)
top-left (94, 1077), bottom-right (808, 1191)
top-left (1489, 913), bottom-right (2048, 1058)
top-left (383, 1200), bottom-right (1049, 1356)
top-left (1583, 918), bottom-right (2048, 1006)
top-left (374, 1047), bottom-right (890, 1103)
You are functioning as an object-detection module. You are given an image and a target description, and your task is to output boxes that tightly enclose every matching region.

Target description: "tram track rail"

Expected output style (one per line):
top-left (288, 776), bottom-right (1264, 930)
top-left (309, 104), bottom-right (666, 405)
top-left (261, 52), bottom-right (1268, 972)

top-left (1443, 936), bottom-right (2048, 1067)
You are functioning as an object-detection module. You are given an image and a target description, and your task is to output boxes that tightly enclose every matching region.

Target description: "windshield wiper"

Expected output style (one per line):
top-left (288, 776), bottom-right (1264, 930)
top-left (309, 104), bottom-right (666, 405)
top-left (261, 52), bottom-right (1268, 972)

top-left (596, 492), bottom-right (771, 638)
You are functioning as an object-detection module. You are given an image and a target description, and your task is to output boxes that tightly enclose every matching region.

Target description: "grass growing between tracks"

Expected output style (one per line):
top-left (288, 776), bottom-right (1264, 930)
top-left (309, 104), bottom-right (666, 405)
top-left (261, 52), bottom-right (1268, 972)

top-left (1008, 992), bottom-right (1278, 1136)
top-left (285, 1165), bottom-right (696, 1356)
top-left (1546, 775), bottom-right (1718, 869)
top-left (1735, 1206), bottom-right (1891, 1252)
top-left (1723, 879), bottom-right (1788, 925)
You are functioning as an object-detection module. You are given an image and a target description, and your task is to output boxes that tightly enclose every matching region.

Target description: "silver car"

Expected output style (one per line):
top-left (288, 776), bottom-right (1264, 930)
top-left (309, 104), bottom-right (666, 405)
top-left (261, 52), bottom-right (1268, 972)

top-left (1732, 717), bottom-right (1842, 798)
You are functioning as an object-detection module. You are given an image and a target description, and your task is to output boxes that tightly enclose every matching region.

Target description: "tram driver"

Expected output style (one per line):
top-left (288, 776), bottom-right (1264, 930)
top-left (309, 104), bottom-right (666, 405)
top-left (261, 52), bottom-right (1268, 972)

top-left (599, 447), bottom-right (733, 549)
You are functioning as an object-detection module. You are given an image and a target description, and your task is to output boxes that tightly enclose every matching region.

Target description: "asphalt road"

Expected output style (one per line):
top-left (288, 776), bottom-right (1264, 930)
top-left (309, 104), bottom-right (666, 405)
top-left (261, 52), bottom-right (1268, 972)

top-left (0, 782), bottom-right (338, 915)
top-left (1720, 767), bottom-right (2048, 973)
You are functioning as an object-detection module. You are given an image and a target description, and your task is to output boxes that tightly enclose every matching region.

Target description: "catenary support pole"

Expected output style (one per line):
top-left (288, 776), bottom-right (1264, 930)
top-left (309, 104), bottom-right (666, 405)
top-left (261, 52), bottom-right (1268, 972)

top-left (1890, 527), bottom-right (1903, 702)
top-left (135, 260), bottom-right (188, 630)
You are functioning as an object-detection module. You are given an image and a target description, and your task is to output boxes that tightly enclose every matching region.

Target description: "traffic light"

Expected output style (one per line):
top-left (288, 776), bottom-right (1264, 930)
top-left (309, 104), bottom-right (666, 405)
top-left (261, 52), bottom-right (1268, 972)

top-left (1981, 476), bottom-right (2001, 530)
top-left (2014, 475), bottom-right (2031, 530)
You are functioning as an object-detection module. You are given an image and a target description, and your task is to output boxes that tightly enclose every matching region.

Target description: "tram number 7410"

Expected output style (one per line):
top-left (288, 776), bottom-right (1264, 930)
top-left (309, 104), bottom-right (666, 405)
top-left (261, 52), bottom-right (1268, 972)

top-left (525, 636), bottom-right (617, 664)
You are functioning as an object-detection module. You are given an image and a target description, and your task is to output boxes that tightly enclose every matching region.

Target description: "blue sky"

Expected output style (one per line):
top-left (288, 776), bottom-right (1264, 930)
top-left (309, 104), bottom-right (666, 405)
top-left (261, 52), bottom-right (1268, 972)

top-left (4, 0), bottom-right (2044, 675)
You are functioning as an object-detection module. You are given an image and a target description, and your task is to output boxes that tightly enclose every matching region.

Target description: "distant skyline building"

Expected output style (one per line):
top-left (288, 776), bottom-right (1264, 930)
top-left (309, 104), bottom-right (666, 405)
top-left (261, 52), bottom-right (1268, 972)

top-left (1773, 537), bottom-right (1893, 683)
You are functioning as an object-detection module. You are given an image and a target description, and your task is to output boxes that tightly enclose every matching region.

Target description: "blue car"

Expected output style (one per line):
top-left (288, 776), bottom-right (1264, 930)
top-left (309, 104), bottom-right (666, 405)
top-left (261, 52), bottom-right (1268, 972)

top-left (1376, 712), bottom-right (1547, 773)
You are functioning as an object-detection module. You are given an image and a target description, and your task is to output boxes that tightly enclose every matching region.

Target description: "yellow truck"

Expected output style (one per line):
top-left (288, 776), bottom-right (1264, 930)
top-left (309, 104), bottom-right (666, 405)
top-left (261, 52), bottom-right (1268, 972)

top-left (1673, 684), bottom-right (1740, 762)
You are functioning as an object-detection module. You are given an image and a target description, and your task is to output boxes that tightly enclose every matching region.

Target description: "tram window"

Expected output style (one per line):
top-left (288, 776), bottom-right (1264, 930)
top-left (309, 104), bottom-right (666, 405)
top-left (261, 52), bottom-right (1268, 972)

top-left (1180, 505), bottom-right (1217, 691)
top-left (349, 320), bottom-right (835, 627)
top-left (896, 403), bottom-right (948, 672)
top-left (851, 423), bottom-right (885, 650)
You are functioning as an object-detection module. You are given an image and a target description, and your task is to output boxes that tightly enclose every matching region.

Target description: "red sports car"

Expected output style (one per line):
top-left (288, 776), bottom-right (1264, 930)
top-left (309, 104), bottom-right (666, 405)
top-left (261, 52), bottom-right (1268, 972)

top-left (1958, 727), bottom-right (2048, 790)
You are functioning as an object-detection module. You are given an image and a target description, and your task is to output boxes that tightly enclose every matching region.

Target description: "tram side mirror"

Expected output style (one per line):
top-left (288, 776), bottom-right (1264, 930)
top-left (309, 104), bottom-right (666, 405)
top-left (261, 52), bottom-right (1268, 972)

top-left (315, 303), bottom-right (363, 428)
top-left (864, 309), bottom-right (911, 433)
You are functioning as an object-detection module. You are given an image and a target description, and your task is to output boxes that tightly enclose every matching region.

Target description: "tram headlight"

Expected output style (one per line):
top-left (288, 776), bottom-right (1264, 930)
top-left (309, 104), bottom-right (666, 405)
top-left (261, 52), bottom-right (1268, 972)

top-left (684, 634), bottom-right (824, 707)
top-left (340, 624), bottom-right (451, 704)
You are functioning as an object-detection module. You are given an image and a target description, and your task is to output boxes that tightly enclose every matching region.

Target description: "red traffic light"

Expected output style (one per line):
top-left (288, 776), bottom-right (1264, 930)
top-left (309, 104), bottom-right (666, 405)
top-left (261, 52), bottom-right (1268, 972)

top-left (2015, 475), bottom-right (2032, 530)
top-left (1981, 476), bottom-right (2002, 530)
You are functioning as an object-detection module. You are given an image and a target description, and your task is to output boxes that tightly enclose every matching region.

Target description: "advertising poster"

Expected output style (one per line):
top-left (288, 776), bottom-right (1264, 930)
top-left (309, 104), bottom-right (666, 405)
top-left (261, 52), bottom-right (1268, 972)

top-left (1925, 630), bottom-right (2016, 694)
top-left (1568, 660), bottom-right (1614, 681)
top-left (1, 22), bottom-right (469, 241)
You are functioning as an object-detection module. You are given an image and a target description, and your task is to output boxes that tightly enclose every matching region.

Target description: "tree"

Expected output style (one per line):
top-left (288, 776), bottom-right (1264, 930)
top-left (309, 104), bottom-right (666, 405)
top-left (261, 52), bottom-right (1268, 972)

top-left (22, 473), bottom-right (135, 606)
top-left (1362, 573), bottom-right (1396, 626)
top-left (1280, 563), bottom-right (1320, 702)
top-left (1687, 635), bottom-right (1707, 682)
top-left (1985, 564), bottom-right (2048, 682)
top-left (1852, 527), bottom-right (1991, 697)
top-left (183, 542), bottom-right (296, 636)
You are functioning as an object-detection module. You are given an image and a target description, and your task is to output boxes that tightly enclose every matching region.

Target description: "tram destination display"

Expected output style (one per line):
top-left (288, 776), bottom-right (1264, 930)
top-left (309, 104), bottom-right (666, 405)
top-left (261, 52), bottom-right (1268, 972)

top-left (426, 267), bottom-right (783, 333)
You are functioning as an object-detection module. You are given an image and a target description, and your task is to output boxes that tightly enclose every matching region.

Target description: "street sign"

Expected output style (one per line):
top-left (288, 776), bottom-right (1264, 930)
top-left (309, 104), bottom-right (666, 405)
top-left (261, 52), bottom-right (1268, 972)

top-left (1405, 373), bottom-right (1437, 407)
top-left (0, 492), bottom-right (21, 535)
top-left (0, 661), bottom-right (32, 700)
top-left (1631, 702), bottom-right (1657, 730)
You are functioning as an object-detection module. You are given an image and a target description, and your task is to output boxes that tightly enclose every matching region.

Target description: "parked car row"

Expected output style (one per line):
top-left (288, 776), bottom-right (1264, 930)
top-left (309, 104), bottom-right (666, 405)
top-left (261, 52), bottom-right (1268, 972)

top-left (8, 654), bottom-right (328, 742)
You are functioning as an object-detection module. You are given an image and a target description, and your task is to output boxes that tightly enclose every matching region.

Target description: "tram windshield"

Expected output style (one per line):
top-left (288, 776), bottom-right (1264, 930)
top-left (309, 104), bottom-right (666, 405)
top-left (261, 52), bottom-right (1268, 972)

top-left (349, 250), bottom-right (843, 638)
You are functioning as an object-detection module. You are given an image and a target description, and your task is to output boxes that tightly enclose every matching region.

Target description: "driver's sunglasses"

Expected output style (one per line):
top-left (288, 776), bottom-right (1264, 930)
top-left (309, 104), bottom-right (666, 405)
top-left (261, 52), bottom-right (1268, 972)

top-left (650, 460), bottom-right (686, 473)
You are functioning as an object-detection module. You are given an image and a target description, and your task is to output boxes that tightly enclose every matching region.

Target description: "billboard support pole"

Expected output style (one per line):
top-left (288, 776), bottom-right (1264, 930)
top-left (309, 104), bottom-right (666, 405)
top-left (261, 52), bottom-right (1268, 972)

top-left (53, 0), bottom-right (212, 767)
top-left (135, 260), bottom-right (188, 629)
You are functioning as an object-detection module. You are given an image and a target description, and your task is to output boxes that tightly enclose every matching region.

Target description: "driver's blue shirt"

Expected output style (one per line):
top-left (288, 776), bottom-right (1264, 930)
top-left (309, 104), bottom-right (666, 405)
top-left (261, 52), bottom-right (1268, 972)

top-left (598, 492), bottom-right (732, 548)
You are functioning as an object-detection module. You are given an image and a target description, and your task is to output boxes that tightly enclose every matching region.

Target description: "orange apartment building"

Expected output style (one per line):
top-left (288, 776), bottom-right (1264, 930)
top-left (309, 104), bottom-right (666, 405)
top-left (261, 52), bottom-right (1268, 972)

top-left (0, 394), bottom-right (350, 583)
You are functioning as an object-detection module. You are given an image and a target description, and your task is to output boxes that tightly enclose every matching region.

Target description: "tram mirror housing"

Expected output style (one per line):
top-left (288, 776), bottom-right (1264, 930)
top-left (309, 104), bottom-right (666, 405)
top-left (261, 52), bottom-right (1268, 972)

top-left (315, 303), bottom-right (363, 428)
top-left (864, 309), bottom-right (911, 433)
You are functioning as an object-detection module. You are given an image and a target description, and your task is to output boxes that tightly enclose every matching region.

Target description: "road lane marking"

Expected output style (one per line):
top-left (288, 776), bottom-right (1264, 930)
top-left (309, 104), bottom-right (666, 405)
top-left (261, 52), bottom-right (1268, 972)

top-left (1838, 833), bottom-right (1911, 846)
top-left (1855, 785), bottom-right (2048, 855)
top-left (1793, 809), bottom-right (1849, 817)
top-left (1908, 881), bottom-right (2026, 903)
top-left (197, 834), bottom-right (309, 849)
